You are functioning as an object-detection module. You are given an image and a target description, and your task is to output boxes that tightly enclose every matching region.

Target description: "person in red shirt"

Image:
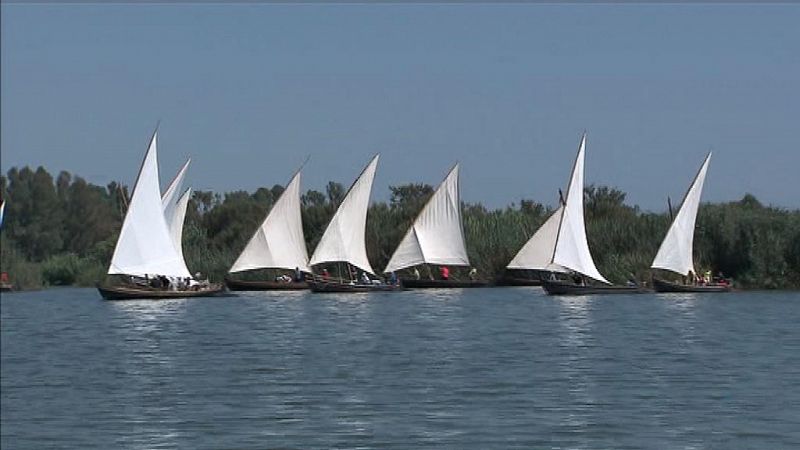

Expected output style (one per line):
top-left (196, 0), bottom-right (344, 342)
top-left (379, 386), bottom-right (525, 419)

top-left (440, 266), bottom-right (450, 280)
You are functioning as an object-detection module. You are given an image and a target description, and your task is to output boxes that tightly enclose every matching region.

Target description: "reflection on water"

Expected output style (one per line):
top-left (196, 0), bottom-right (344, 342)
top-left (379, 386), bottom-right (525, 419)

top-left (2, 288), bottom-right (799, 449)
top-left (657, 293), bottom-right (700, 346)
top-left (105, 299), bottom-right (191, 449)
top-left (554, 296), bottom-right (597, 438)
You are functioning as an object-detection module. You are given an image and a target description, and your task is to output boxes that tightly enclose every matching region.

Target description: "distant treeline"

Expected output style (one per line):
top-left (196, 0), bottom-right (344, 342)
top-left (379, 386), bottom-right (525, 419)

top-left (1, 166), bottom-right (799, 290)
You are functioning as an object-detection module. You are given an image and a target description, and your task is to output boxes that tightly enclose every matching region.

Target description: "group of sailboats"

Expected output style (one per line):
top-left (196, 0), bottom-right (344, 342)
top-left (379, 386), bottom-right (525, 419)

top-left (97, 127), bottom-right (729, 299)
top-left (506, 134), bottom-right (730, 295)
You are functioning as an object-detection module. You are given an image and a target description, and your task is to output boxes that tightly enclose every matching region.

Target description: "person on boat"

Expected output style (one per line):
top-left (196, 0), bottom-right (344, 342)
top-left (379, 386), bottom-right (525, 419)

top-left (322, 268), bottom-right (330, 280)
top-left (389, 271), bottom-right (398, 285)
top-left (360, 271), bottom-right (371, 284)
top-left (440, 266), bottom-right (450, 281)
top-left (413, 267), bottom-right (421, 280)
top-left (294, 267), bottom-right (303, 282)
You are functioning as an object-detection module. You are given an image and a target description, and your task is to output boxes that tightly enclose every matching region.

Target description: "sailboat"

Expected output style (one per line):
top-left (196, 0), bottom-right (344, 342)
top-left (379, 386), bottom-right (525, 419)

top-left (383, 163), bottom-right (488, 288)
top-left (501, 202), bottom-right (568, 286)
top-left (225, 166), bottom-right (311, 291)
top-left (307, 155), bottom-right (402, 293)
top-left (651, 153), bottom-right (731, 292)
top-left (97, 128), bottom-right (223, 300)
top-left (540, 133), bottom-right (648, 295)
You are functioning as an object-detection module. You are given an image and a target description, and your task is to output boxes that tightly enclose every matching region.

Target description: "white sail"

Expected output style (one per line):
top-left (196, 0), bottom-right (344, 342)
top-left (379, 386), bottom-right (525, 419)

top-left (309, 155), bottom-right (379, 275)
top-left (651, 152), bottom-right (711, 276)
top-left (551, 134), bottom-right (610, 284)
top-left (168, 187), bottom-right (192, 269)
top-left (229, 170), bottom-right (311, 273)
top-left (0, 200), bottom-right (5, 228)
top-left (108, 130), bottom-right (192, 278)
top-left (507, 205), bottom-right (568, 272)
top-left (162, 159), bottom-right (191, 232)
top-left (383, 164), bottom-right (470, 273)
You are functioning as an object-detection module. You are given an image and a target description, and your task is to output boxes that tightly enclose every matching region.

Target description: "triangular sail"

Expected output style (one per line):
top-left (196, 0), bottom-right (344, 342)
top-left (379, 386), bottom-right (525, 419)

top-left (383, 164), bottom-right (469, 273)
top-left (168, 187), bottom-right (192, 270)
top-left (651, 152), bottom-right (711, 276)
top-left (507, 204), bottom-right (568, 272)
top-left (551, 134), bottom-right (610, 284)
top-left (162, 159), bottom-right (191, 233)
top-left (108, 130), bottom-right (192, 278)
top-left (229, 170), bottom-right (311, 273)
top-left (309, 155), bottom-right (379, 275)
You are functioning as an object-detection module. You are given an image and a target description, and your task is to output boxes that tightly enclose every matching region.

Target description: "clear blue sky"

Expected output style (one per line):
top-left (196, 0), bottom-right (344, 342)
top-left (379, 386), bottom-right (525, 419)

top-left (2, 4), bottom-right (798, 210)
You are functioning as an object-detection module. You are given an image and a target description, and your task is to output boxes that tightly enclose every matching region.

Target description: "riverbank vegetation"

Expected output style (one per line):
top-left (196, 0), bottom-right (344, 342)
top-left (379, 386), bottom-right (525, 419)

top-left (1, 166), bottom-right (799, 290)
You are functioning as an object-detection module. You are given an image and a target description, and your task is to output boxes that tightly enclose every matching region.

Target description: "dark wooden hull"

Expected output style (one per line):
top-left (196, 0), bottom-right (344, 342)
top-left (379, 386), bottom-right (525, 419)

top-left (401, 279), bottom-right (491, 289)
top-left (308, 279), bottom-right (404, 293)
top-left (494, 277), bottom-right (542, 287)
top-left (97, 283), bottom-right (225, 300)
top-left (653, 278), bottom-right (732, 293)
top-left (224, 277), bottom-right (308, 291)
top-left (542, 279), bottom-right (649, 296)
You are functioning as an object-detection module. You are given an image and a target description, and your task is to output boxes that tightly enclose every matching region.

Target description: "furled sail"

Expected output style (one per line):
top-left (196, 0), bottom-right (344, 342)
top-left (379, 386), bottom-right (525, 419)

top-left (384, 164), bottom-right (469, 273)
top-left (229, 170), bottom-right (311, 273)
top-left (309, 155), bottom-right (379, 275)
top-left (107, 130), bottom-right (192, 278)
top-left (651, 152), bottom-right (711, 276)
top-left (507, 204), bottom-right (568, 272)
top-left (551, 134), bottom-right (610, 284)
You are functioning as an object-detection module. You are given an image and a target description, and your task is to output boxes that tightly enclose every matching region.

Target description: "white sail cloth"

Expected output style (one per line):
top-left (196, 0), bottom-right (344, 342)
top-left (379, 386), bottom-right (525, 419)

top-left (551, 134), bottom-right (610, 284)
top-left (168, 188), bottom-right (192, 267)
top-left (507, 205), bottom-right (568, 272)
top-left (384, 164), bottom-right (470, 273)
top-left (162, 159), bottom-right (190, 241)
top-left (309, 155), bottom-right (379, 275)
top-left (161, 160), bottom-right (192, 276)
top-left (108, 131), bottom-right (192, 278)
top-left (651, 152), bottom-right (711, 276)
top-left (229, 170), bottom-right (311, 273)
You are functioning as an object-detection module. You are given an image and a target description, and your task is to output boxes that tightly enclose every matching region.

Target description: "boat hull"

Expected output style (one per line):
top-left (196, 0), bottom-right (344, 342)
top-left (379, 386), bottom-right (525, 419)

top-left (494, 277), bottom-right (542, 287)
top-left (308, 279), bottom-right (403, 293)
top-left (97, 283), bottom-right (225, 300)
top-left (541, 279), bottom-right (649, 296)
top-left (652, 278), bottom-right (732, 293)
top-left (224, 277), bottom-right (308, 291)
top-left (401, 279), bottom-right (491, 289)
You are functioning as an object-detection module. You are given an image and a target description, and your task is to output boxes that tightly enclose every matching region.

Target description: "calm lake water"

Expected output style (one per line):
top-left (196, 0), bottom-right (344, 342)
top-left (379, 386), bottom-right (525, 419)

top-left (1, 287), bottom-right (799, 449)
